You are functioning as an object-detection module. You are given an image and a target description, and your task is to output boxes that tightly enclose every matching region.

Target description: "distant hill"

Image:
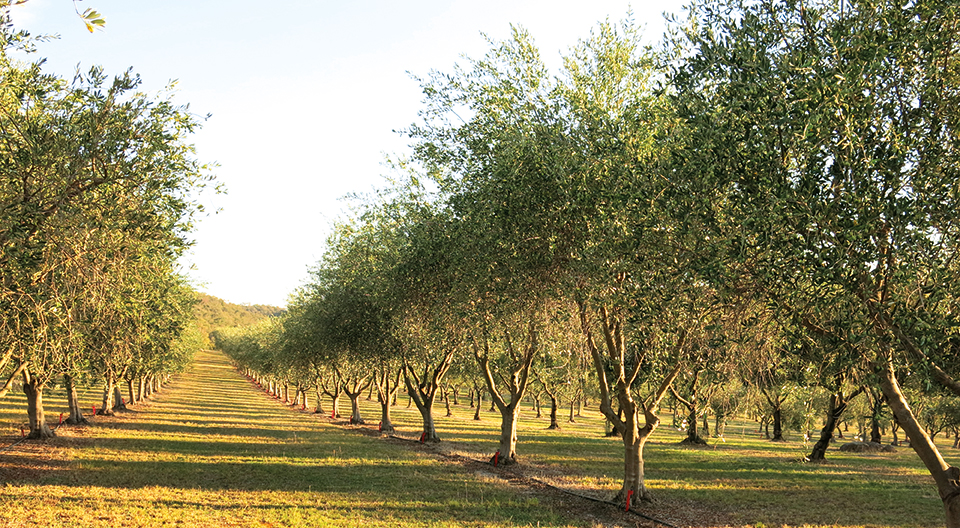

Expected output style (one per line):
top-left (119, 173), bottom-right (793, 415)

top-left (193, 293), bottom-right (285, 342)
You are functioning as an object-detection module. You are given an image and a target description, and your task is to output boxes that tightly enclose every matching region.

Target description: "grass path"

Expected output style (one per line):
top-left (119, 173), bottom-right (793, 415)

top-left (0, 349), bottom-right (955, 527)
top-left (0, 350), bottom-right (598, 528)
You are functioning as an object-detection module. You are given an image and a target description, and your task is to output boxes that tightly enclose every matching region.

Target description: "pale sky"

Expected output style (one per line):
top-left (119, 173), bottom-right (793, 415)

top-left (10, 0), bottom-right (686, 308)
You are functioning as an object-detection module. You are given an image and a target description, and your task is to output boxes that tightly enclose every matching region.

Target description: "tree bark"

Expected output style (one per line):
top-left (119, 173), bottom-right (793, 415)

top-left (473, 324), bottom-right (538, 465)
top-left (547, 393), bottom-right (560, 430)
top-left (670, 371), bottom-right (707, 445)
top-left (126, 378), bottom-right (136, 408)
top-left (579, 299), bottom-right (685, 509)
top-left (113, 385), bottom-right (127, 411)
top-left (473, 383), bottom-right (483, 421)
top-left (375, 367), bottom-right (400, 433)
top-left (876, 358), bottom-right (960, 527)
top-left (22, 369), bottom-right (54, 439)
top-left (808, 385), bottom-right (864, 462)
top-left (346, 392), bottom-right (364, 424)
top-left (403, 350), bottom-right (454, 443)
top-left (99, 375), bottom-right (116, 416)
top-left (64, 374), bottom-right (87, 425)
top-left (314, 384), bottom-right (327, 414)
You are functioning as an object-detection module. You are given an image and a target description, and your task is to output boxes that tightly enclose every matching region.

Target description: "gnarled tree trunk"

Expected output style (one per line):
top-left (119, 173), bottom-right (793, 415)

top-left (22, 368), bottom-right (54, 439)
top-left (403, 350), bottom-right (454, 443)
top-left (473, 324), bottom-right (538, 466)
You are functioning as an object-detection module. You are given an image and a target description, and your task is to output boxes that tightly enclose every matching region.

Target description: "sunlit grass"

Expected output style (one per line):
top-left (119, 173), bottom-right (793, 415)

top-left (345, 382), bottom-right (955, 527)
top-left (0, 353), bottom-right (589, 528)
top-left (0, 352), bottom-right (956, 527)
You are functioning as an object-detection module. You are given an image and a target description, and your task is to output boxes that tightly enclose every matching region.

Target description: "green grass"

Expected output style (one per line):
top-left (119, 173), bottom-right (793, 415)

top-left (0, 353), bottom-right (588, 528)
top-left (0, 353), bottom-right (955, 527)
top-left (349, 385), bottom-right (954, 527)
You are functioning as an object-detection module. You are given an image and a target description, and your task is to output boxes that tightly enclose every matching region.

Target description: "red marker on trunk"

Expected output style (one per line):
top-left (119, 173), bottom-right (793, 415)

top-left (494, 450), bottom-right (500, 466)
top-left (92, 405), bottom-right (96, 415)
top-left (20, 427), bottom-right (24, 438)
top-left (626, 490), bottom-right (633, 511)
top-left (420, 432), bottom-right (426, 443)
top-left (59, 413), bottom-right (63, 425)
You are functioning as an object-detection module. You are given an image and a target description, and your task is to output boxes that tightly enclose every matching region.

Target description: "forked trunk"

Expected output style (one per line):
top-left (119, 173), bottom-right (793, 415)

top-left (64, 374), bottom-right (87, 425)
top-left (418, 403), bottom-right (440, 442)
top-left (347, 393), bottom-right (364, 424)
top-left (375, 370), bottom-right (399, 433)
top-left (404, 367), bottom-right (442, 442)
top-left (22, 372), bottom-right (54, 439)
top-left (808, 386), bottom-right (863, 462)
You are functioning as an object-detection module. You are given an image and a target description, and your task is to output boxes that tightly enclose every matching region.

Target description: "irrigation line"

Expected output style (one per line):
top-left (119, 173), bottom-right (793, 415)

top-left (0, 411), bottom-right (71, 453)
top-left (387, 434), bottom-right (678, 528)
top-left (247, 371), bottom-right (680, 528)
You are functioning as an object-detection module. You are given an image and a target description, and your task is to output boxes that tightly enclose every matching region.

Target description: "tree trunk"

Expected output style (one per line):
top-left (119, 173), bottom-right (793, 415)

top-left (345, 389), bottom-right (365, 425)
top-left (492, 403), bottom-right (522, 464)
top-left (876, 359), bottom-right (960, 527)
top-left (772, 407), bottom-right (784, 442)
top-left (99, 376), bottom-right (116, 416)
top-left (870, 388), bottom-right (884, 444)
top-left (715, 410), bottom-right (726, 439)
top-left (126, 378), bottom-right (136, 408)
top-left (408, 390), bottom-right (440, 441)
top-left (443, 386), bottom-right (453, 417)
top-left (808, 386), bottom-right (863, 462)
top-left (671, 371), bottom-right (707, 445)
top-left (473, 388), bottom-right (482, 421)
top-left (323, 389), bottom-right (341, 418)
top-left (22, 371), bottom-right (54, 439)
top-left (113, 385), bottom-right (127, 411)
top-left (568, 400), bottom-right (576, 423)
top-left (314, 385), bottom-right (327, 414)
top-left (547, 394), bottom-right (560, 430)
top-left (64, 374), bottom-right (87, 425)
top-left (375, 368), bottom-right (399, 433)
top-left (137, 376), bottom-right (147, 402)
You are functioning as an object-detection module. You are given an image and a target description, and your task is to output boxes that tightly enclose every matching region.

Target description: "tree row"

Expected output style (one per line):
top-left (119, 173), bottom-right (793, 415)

top-left (0, 13), bottom-right (212, 437)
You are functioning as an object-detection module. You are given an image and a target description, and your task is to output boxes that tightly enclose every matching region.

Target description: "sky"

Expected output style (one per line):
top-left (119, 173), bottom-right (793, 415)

top-left (9, 0), bottom-right (687, 308)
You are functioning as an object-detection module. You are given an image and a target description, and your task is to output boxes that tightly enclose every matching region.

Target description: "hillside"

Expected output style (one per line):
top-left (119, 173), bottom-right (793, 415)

top-left (193, 293), bottom-right (285, 341)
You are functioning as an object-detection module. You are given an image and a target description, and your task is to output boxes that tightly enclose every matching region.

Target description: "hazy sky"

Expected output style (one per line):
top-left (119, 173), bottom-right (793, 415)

top-left (10, 0), bottom-right (686, 307)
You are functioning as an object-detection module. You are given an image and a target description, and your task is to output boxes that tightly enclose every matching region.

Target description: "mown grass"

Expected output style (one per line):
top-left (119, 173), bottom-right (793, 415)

top-left (349, 386), bottom-right (954, 527)
top-left (0, 353), bottom-right (955, 527)
top-left (0, 353), bottom-right (588, 528)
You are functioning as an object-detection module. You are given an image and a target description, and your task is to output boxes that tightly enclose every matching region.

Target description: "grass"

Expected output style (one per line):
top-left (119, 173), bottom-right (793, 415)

top-left (348, 383), bottom-right (955, 527)
top-left (0, 351), bottom-right (955, 527)
top-left (0, 352), bottom-right (590, 528)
